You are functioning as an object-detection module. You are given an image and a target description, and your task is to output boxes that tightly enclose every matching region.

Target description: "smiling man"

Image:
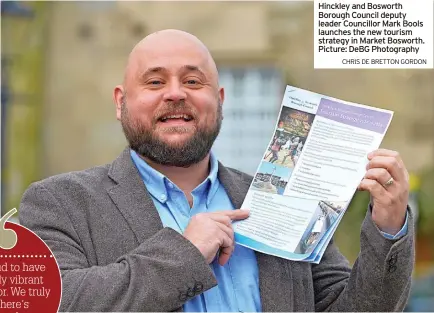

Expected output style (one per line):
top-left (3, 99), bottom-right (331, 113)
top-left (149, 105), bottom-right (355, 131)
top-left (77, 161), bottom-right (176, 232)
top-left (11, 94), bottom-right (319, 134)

top-left (117, 32), bottom-right (223, 170)
top-left (19, 29), bottom-right (414, 312)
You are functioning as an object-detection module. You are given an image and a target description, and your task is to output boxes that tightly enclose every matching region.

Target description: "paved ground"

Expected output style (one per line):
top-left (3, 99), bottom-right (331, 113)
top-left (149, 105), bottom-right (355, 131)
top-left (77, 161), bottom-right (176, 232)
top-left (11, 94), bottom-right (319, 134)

top-left (251, 180), bottom-right (278, 194)
top-left (263, 149), bottom-right (296, 168)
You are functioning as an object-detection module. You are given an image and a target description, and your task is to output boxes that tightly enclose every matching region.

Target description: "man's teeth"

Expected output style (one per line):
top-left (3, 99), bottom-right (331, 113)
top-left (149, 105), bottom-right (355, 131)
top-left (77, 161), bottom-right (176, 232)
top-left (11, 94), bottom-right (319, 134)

top-left (161, 114), bottom-right (192, 121)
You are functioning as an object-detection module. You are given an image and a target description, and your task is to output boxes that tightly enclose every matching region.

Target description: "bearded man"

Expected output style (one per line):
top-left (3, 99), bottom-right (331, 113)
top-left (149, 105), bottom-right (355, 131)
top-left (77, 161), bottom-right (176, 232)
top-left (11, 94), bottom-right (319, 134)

top-left (19, 29), bottom-right (414, 312)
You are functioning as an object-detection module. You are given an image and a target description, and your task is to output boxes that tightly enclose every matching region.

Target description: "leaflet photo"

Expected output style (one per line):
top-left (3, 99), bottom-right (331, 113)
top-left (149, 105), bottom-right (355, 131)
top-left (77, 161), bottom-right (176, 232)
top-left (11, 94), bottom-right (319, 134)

top-left (251, 161), bottom-right (290, 195)
top-left (263, 107), bottom-right (314, 170)
top-left (294, 200), bottom-right (348, 255)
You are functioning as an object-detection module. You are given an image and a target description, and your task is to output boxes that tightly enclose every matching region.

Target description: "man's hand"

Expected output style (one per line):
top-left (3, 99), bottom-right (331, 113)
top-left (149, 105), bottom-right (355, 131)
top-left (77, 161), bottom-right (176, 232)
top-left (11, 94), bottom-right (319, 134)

top-left (183, 210), bottom-right (250, 266)
top-left (358, 149), bottom-right (409, 235)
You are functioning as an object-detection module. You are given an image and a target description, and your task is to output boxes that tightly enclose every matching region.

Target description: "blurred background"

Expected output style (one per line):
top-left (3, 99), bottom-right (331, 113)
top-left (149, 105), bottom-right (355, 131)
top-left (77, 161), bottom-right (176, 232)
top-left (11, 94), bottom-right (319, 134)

top-left (1, 1), bottom-right (433, 310)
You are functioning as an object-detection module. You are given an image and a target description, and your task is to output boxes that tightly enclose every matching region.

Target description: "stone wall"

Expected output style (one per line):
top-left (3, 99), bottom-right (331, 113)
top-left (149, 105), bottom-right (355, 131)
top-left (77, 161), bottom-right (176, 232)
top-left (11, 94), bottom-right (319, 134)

top-left (42, 1), bottom-right (434, 176)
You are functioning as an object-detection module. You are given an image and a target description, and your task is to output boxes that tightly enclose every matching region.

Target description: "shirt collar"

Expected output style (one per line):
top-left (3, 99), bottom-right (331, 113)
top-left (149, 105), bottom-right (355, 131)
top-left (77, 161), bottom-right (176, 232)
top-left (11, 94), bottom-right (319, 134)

top-left (130, 149), bottom-right (220, 206)
top-left (205, 151), bottom-right (220, 205)
top-left (130, 150), bottom-right (168, 203)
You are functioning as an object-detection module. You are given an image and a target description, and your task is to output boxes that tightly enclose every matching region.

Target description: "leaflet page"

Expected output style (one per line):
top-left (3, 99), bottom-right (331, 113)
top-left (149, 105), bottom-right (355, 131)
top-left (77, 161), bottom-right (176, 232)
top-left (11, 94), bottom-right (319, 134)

top-left (234, 85), bottom-right (393, 261)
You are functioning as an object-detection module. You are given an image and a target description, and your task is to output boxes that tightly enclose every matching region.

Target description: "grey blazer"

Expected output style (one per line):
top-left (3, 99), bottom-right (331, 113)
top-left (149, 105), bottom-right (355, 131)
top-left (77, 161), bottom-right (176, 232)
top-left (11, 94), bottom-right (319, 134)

top-left (19, 148), bottom-right (415, 312)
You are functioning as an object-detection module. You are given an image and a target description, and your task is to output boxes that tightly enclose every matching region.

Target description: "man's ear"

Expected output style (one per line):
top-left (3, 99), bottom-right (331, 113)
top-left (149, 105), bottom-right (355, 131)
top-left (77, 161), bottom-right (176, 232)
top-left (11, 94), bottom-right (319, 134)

top-left (218, 87), bottom-right (225, 106)
top-left (113, 85), bottom-right (125, 121)
top-left (218, 87), bottom-right (225, 120)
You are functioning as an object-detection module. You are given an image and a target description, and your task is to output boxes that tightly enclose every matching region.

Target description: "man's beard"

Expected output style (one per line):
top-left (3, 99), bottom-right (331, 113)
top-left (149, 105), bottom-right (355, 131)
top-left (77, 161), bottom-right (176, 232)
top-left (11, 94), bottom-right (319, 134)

top-left (120, 100), bottom-right (222, 167)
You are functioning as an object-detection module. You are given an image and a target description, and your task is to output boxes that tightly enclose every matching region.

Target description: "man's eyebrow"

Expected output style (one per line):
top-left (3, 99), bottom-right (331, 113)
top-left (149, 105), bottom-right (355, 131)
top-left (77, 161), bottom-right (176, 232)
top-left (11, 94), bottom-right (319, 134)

top-left (181, 65), bottom-right (206, 77)
top-left (139, 67), bottom-right (166, 80)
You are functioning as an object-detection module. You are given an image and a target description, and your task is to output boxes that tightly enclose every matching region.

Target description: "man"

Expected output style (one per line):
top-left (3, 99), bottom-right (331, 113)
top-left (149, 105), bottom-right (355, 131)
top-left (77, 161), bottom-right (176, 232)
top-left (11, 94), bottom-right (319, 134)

top-left (268, 133), bottom-right (286, 163)
top-left (291, 139), bottom-right (303, 166)
top-left (19, 29), bottom-right (414, 312)
top-left (281, 136), bottom-right (300, 166)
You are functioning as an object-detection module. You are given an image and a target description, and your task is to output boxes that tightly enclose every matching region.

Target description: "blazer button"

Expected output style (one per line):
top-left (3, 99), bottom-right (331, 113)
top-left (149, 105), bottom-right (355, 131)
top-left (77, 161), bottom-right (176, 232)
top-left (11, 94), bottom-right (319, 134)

top-left (388, 265), bottom-right (397, 273)
top-left (178, 291), bottom-right (188, 302)
top-left (388, 256), bottom-right (398, 266)
top-left (194, 282), bottom-right (204, 293)
top-left (187, 287), bottom-right (196, 298)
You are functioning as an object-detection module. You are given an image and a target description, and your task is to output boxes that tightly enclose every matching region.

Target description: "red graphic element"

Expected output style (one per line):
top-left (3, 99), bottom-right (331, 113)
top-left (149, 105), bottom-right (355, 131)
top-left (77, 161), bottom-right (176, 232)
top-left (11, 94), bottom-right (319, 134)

top-left (0, 222), bottom-right (61, 313)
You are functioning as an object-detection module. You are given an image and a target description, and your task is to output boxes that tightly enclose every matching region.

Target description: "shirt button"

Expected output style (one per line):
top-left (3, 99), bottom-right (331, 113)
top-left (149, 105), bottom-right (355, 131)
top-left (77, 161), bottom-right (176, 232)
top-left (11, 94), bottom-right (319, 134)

top-left (160, 194), bottom-right (167, 201)
top-left (168, 182), bottom-right (174, 189)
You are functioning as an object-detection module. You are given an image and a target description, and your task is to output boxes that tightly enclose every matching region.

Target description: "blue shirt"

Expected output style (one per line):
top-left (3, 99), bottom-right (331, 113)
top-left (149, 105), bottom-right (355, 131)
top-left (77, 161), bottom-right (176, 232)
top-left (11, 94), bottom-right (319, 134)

top-left (130, 149), bottom-right (408, 312)
top-left (130, 150), bottom-right (261, 312)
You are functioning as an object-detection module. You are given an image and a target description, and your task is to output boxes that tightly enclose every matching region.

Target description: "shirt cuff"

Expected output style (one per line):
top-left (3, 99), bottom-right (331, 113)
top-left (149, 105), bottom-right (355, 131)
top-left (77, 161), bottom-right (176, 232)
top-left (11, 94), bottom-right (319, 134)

top-left (380, 210), bottom-right (409, 240)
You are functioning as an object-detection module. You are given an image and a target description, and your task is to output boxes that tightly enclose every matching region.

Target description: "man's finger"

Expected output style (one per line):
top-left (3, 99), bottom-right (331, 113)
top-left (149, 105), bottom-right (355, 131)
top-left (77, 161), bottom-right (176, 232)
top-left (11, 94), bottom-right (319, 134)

top-left (366, 156), bottom-right (405, 182)
top-left (364, 168), bottom-right (394, 186)
top-left (214, 209), bottom-right (250, 221)
top-left (218, 232), bottom-right (234, 266)
top-left (368, 149), bottom-right (403, 163)
top-left (216, 222), bottom-right (234, 241)
top-left (218, 246), bottom-right (234, 266)
top-left (209, 214), bottom-right (232, 226)
top-left (358, 178), bottom-right (389, 196)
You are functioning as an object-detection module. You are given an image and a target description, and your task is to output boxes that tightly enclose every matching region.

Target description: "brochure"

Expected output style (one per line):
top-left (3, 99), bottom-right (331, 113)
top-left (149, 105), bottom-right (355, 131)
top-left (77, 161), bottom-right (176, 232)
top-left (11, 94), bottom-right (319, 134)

top-left (233, 85), bottom-right (393, 263)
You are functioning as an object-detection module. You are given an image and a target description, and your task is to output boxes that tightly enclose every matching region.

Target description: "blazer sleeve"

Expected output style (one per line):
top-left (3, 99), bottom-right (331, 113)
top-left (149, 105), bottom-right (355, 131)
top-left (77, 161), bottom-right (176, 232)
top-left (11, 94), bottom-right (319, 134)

top-left (19, 182), bottom-right (218, 312)
top-left (311, 206), bottom-right (415, 312)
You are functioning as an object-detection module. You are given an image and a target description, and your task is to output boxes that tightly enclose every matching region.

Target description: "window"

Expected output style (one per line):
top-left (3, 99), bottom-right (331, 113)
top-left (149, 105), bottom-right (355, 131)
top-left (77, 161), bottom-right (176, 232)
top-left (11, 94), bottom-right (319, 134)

top-left (76, 1), bottom-right (116, 11)
top-left (212, 67), bottom-right (284, 175)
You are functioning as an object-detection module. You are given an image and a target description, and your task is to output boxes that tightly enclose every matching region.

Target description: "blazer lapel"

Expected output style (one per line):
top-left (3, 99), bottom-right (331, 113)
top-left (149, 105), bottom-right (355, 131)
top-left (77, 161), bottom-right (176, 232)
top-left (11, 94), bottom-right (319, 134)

top-left (218, 164), bottom-right (294, 312)
top-left (106, 148), bottom-right (163, 243)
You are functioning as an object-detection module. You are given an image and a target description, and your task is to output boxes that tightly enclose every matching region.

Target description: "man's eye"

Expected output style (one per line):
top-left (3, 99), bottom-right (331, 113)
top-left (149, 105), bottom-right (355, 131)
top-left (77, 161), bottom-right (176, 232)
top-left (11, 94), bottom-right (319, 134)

top-left (186, 80), bottom-right (198, 84)
top-left (150, 81), bottom-right (162, 85)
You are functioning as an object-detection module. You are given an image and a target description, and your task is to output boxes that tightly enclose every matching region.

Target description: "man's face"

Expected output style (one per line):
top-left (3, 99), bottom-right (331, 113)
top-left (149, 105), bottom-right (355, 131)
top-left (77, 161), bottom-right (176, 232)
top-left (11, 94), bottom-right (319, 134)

top-left (117, 36), bottom-right (224, 167)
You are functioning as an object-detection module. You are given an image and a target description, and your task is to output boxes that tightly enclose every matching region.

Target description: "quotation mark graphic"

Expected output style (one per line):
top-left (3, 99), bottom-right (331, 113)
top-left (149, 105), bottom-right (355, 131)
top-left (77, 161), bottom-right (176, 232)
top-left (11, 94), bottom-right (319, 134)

top-left (0, 208), bottom-right (18, 250)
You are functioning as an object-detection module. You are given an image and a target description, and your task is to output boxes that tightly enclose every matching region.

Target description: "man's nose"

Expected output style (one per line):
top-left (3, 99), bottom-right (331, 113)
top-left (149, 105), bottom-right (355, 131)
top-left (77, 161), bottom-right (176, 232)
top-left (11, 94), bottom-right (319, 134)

top-left (163, 81), bottom-right (187, 103)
